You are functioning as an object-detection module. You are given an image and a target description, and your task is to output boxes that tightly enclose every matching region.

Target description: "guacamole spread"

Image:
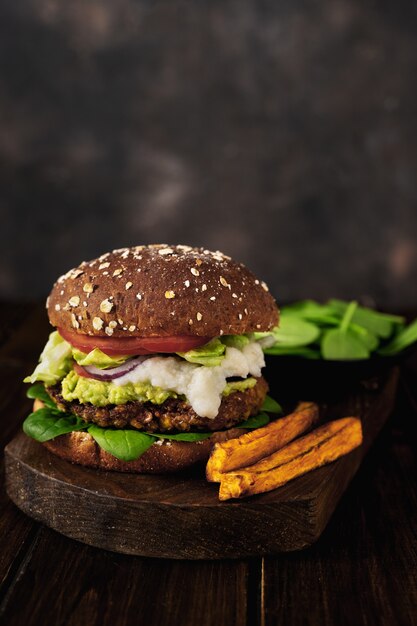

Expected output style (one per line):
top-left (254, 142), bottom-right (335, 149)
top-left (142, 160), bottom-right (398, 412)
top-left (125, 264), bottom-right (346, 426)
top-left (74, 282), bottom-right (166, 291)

top-left (61, 370), bottom-right (257, 407)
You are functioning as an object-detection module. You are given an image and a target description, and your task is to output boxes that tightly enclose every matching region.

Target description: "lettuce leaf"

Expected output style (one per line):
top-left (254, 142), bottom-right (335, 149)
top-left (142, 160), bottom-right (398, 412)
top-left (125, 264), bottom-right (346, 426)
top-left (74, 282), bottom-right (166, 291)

top-left (72, 348), bottom-right (130, 369)
top-left (23, 331), bottom-right (73, 385)
top-left (247, 331), bottom-right (277, 349)
top-left (177, 338), bottom-right (226, 366)
top-left (221, 335), bottom-right (250, 350)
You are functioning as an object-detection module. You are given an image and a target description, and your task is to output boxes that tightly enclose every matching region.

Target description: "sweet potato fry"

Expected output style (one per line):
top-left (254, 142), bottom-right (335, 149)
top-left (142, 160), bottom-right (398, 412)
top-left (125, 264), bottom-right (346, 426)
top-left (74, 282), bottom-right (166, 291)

top-left (206, 402), bottom-right (319, 482)
top-left (219, 417), bottom-right (362, 501)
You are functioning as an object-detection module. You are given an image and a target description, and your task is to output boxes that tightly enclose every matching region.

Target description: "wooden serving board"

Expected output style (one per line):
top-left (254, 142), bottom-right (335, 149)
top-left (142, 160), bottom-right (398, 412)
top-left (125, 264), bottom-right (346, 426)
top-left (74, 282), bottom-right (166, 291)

top-left (5, 368), bottom-right (399, 559)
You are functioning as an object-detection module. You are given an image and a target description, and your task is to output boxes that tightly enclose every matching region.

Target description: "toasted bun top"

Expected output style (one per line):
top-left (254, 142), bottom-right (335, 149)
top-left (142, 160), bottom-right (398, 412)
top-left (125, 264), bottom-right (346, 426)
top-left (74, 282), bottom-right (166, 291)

top-left (47, 244), bottom-right (279, 338)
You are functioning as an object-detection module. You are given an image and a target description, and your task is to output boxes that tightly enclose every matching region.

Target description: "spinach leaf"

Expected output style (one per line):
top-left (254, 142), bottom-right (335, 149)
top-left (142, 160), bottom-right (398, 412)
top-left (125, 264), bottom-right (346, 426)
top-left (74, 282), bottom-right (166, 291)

top-left (378, 318), bottom-right (417, 356)
top-left (264, 298), bottom-right (415, 361)
top-left (26, 383), bottom-right (56, 409)
top-left (236, 412), bottom-right (270, 429)
top-left (272, 315), bottom-right (320, 347)
top-left (87, 425), bottom-right (156, 461)
top-left (281, 301), bottom-right (340, 326)
top-left (328, 299), bottom-right (401, 339)
top-left (264, 345), bottom-right (321, 358)
top-left (23, 408), bottom-right (87, 442)
top-left (349, 324), bottom-right (379, 352)
top-left (322, 329), bottom-right (370, 360)
top-left (321, 301), bottom-right (370, 360)
top-left (152, 432), bottom-right (212, 442)
top-left (261, 395), bottom-right (283, 414)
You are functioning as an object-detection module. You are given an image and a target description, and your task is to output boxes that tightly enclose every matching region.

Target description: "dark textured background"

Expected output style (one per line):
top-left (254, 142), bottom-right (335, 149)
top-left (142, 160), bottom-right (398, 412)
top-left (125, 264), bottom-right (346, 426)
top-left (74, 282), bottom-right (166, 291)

top-left (1, 0), bottom-right (416, 306)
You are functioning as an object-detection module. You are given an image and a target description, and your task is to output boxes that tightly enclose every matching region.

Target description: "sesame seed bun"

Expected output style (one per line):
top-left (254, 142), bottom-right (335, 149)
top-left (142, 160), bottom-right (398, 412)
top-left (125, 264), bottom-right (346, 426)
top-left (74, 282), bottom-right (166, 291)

top-left (47, 244), bottom-right (279, 338)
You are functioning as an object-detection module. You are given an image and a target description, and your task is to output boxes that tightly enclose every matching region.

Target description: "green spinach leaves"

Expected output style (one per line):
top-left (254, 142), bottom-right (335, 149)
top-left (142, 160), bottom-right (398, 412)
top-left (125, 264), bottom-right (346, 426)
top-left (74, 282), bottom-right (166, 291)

top-left (23, 386), bottom-right (281, 462)
top-left (265, 299), bottom-right (415, 361)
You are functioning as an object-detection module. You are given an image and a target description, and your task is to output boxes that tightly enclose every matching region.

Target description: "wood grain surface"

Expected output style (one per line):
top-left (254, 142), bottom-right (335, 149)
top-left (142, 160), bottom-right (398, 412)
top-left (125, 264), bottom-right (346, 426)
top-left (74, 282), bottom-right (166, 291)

top-left (0, 304), bottom-right (416, 625)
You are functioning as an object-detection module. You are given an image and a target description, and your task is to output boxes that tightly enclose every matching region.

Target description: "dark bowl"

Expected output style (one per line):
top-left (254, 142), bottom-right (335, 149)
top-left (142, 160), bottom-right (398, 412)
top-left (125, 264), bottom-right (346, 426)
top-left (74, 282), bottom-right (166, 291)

top-left (264, 344), bottom-right (416, 402)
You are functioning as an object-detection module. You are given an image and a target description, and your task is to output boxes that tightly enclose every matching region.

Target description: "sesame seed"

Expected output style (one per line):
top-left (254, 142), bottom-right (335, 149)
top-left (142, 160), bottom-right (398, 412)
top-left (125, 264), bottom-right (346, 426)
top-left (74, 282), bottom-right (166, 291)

top-left (108, 320), bottom-right (117, 329)
top-left (83, 301), bottom-right (88, 307)
top-left (121, 250), bottom-right (130, 259)
top-left (68, 296), bottom-right (80, 307)
top-left (188, 319), bottom-right (193, 325)
top-left (55, 304), bottom-right (61, 311)
top-left (100, 299), bottom-right (113, 313)
top-left (158, 247), bottom-right (174, 255)
top-left (261, 281), bottom-right (269, 292)
top-left (128, 325), bottom-right (136, 332)
top-left (60, 290), bottom-right (64, 296)
top-left (118, 318), bottom-right (124, 325)
top-left (238, 313), bottom-right (243, 320)
top-left (256, 324), bottom-right (261, 329)
top-left (190, 268), bottom-right (199, 276)
top-left (244, 308), bottom-right (248, 315)
top-left (105, 326), bottom-right (114, 336)
top-left (184, 280), bottom-right (190, 288)
top-left (165, 290), bottom-right (175, 299)
top-left (220, 276), bottom-right (231, 289)
top-left (103, 271), bottom-right (109, 275)
top-left (125, 282), bottom-right (133, 290)
top-left (196, 312), bottom-right (202, 321)
top-left (83, 282), bottom-right (94, 293)
top-left (136, 293), bottom-right (142, 300)
top-left (255, 279), bottom-right (260, 285)
top-left (219, 329), bottom-right (224, 335)
top-left (232, 293), bottom-right (238, 298)
top-left (99, 262), bottom-right (110, 270)
top-left (210, 296), bottom-right (216, 301)
top-left (93, 317), bottom-right (104, 330)
top-left (202, 284), bottom-right (207, 291)
top-left (71, 313), bottom-right (79, 329)
top-left (113, 269), bottom-right (123, 277)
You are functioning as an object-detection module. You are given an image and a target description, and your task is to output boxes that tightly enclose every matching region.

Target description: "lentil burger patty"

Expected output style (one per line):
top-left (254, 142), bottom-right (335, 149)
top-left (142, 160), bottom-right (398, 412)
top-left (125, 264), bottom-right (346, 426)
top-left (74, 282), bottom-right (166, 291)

top-left (47, 376), bottom-right (268, 433)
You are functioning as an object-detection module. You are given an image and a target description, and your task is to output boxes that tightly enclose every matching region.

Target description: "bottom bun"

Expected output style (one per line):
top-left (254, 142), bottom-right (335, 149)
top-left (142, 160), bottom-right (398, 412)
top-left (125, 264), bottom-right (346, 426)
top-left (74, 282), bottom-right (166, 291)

top-left (42, 428), bottom-right (246, 474)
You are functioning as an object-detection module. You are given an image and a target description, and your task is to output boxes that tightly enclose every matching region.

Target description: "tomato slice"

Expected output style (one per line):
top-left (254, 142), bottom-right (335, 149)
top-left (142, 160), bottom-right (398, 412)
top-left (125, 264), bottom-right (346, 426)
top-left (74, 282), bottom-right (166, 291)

top-left (58, 327), bottom-right (212, 356)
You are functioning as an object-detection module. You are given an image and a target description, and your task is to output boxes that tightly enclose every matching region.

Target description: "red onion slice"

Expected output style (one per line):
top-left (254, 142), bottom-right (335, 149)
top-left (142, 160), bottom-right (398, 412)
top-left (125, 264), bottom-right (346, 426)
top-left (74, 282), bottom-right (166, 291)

top-left (74, 356), bottom-right (150, 381)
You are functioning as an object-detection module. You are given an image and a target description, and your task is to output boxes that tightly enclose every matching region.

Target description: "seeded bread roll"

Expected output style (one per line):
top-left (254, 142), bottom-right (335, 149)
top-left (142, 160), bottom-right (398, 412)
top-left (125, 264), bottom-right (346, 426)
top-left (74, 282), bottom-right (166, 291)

top-left (42, 427), bottom-right (246, 473)
top-left (47, 244), bottom-right (279, 338)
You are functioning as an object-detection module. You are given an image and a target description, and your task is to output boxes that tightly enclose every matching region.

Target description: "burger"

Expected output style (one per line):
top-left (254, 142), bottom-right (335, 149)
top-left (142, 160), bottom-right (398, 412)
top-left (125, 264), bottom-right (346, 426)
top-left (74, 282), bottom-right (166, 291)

top-left (23, 244), bottom-right (280, 473)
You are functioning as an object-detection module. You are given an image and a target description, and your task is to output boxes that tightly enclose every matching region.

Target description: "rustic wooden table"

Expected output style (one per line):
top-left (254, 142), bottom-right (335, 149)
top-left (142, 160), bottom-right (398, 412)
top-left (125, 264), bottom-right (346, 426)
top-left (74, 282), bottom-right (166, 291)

top-left (0, 303), bottom-right (416, 626)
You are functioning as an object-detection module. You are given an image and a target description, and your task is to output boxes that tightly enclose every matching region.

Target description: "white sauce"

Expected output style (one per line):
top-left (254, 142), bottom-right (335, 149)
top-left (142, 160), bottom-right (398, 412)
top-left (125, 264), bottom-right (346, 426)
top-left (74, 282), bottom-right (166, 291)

top-left (113, 342), bottom-right (265, 419)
